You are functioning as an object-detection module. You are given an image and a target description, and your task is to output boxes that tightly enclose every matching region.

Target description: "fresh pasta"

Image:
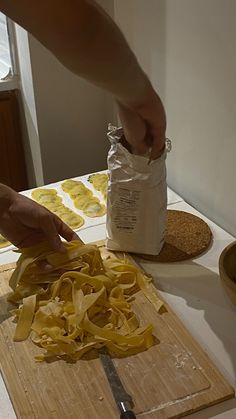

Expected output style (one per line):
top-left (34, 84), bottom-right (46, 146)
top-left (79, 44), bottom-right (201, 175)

top-left (0, 234), bottom-right (11, 249)
top-left (31, 188), bottom-right (84, 230)
top-left (9, 241), bottom-right (163, 362)
top-left (62, 179), bottom-right (106, 218)
top-left (88, 173), bottom-right (108, 200)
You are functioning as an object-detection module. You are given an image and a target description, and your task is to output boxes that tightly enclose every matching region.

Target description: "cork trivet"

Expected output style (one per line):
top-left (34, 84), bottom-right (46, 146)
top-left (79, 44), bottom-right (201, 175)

top-left (137, 210), bottom-right (212, 263)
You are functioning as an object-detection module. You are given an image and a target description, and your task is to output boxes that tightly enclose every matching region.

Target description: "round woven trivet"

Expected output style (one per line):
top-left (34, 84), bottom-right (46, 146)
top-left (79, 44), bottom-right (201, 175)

top-left (137, 210), bottom-right (212, 263)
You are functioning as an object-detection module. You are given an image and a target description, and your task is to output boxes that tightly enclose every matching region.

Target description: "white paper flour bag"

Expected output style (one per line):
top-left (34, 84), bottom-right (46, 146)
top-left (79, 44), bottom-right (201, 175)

top-left (106, 125), bottom-right (168, 255)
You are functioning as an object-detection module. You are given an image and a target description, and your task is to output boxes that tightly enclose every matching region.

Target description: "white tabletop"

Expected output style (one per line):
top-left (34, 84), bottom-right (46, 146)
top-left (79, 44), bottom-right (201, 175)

top-left (0, 185), bottom-right (235, 419)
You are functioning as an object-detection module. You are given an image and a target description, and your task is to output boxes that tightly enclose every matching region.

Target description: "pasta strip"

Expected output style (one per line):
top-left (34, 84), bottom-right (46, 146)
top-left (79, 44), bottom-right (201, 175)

top-left (14, 294), bottom-right (37, 341)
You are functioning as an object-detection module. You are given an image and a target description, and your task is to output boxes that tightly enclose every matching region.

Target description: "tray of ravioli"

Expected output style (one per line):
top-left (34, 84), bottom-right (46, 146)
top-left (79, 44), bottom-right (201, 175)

top-left (30, 172), bottom-right (108, 231)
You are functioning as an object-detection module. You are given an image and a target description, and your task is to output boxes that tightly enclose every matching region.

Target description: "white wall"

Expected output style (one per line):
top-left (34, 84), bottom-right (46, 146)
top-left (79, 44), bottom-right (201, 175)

top-left (28, 36), bottom-right (112, 184)
top-left (14, 25), bottom-right (44, 187)
top-left (20, 0), bottom-right (114, 185)
top-left (115, 0), bottom-right (236, 237)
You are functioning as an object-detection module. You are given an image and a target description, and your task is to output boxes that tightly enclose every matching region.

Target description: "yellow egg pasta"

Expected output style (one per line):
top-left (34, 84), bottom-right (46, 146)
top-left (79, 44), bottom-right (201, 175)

top-left (83, 201), bottom-right (106, 218)
top-left (0, 234), bottom-right (11, 249)
top-left (31, 188), bottom-right (84, 230)
top-left (60, 212), bottom-right (85, 229)
top-left (9, 241), bottom-right (163, 362)
top-left (62, 179), bottom-right (106, 218)
top-left (88, 173), bottom-right (108, 200)
top-left (61, 179), bottom-right (79, 193)
top-left (32, 188), bottom-right (57, 200)
top-left (74, 194), bottom-right (96, 210)
top-left (37, 195), bottom-right (62, 206)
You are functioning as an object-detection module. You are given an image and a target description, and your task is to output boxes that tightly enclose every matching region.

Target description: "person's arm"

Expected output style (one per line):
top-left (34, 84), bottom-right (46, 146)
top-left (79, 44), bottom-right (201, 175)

top-left (0, 0), bottom-right (151, 105)
top-left (0, 0), bottom-right (166, 159)
top-left (0, 184), bottom-right (78, 250)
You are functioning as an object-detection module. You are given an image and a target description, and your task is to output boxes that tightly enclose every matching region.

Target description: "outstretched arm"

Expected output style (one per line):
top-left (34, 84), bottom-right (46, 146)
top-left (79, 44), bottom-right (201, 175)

top-left (0, 0), bottom-right (166, 158)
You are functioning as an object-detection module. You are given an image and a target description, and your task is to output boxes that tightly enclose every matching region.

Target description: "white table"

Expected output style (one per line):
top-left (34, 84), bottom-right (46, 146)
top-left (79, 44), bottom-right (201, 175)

top-left (0, 183), bottom-right (235, 419)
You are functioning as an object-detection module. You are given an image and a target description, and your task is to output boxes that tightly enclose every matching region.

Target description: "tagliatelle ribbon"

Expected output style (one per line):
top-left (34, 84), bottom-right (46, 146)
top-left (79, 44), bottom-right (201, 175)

top-left (9, 240), bottom-right (164, 362)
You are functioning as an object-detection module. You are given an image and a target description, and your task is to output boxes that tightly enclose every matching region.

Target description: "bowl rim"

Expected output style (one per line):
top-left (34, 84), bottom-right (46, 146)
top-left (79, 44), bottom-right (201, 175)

top-left (219, 240), bottom-right (236, 278)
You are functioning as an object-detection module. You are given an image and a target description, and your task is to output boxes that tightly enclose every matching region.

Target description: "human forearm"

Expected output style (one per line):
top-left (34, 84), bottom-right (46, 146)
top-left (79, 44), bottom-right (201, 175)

top-left (0, 184), bottom-right (15, 216)
top-left (0, 0), bottom-right (166, 158)
top-left (0, 0), bottom-right (150, 106)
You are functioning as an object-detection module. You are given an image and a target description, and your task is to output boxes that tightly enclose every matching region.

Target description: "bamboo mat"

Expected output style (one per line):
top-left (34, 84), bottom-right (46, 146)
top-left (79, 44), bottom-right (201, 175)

top-left (0, 242), bottom-right (234, 419)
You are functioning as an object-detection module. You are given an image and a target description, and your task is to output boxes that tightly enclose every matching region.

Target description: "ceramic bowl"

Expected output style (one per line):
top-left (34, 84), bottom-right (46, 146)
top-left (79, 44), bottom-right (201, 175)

top-left (219, 241), bottom-right (236, 305)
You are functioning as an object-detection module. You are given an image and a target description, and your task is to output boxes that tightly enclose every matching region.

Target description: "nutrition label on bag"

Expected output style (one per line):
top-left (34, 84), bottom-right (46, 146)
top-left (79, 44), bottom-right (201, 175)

top-left (113, 187), bottom-right (141, 232)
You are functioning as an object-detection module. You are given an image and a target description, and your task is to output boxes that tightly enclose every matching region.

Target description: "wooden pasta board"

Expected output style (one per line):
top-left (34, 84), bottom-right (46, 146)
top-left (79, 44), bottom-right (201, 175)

top-left (0, 241), bottom-right (234, 419)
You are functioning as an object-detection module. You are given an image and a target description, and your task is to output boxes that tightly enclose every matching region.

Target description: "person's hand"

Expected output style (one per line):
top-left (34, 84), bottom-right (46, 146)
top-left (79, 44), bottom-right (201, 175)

top-left (0, 187), bottom-right (79, 251)
top-left (117, 83), bottom-right (166, 160)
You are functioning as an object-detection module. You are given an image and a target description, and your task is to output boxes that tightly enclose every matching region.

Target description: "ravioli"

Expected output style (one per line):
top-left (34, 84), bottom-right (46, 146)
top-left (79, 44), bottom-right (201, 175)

top-left (60, 212), bottom-right (84, 229)
top-left (37, 195), bottom-right (62, 206)
top-left (62, 178), bottom-right (107, 218)
top-left (74, 195), bottom-right (98, 211)
top-left (70, 187), bottom-right (92, 201)
top-left (83, 201), bottom-right (106, 218)
top-left (88, 173), bottom-right (108, 200)
top-left (61, 179), bottom-right (79, 192)
top-left (31, 188), bottom-right (84, 230)
top-left (32, 188), bottom-right (57, 200)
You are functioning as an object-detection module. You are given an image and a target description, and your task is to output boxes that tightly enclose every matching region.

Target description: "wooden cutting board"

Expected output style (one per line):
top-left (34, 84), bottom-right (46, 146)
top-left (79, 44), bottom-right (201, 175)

top-left (0, 241), bottom-right (234, 419)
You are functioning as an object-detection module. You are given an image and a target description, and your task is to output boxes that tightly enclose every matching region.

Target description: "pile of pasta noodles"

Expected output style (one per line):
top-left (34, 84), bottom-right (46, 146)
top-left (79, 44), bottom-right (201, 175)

top-left (8, 241), bottom-right (161, 362)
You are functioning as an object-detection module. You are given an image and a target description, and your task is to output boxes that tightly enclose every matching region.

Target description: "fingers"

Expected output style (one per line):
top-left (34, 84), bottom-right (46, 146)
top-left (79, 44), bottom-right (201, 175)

top-left (149, 136), bottom-right (166, 160)
top-left (117, 102), bottom-right (148, 155)
top-left (117, 94), bottom-right (166, 160)
top-left (143, 123), bottom-right (166, 161)
top-left (144, 98), bottom-right (166, 161)
top-left (39, 211), bottom-right (83, 251)
top-left (39, 212), bottom-right (64, 252)
top-left (53, 215), bottom-right (83, 244)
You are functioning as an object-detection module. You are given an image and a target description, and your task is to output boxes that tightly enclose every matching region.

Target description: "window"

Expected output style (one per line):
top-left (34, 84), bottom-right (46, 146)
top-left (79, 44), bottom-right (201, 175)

top-left (0, 12), bottom-right (13, 79)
